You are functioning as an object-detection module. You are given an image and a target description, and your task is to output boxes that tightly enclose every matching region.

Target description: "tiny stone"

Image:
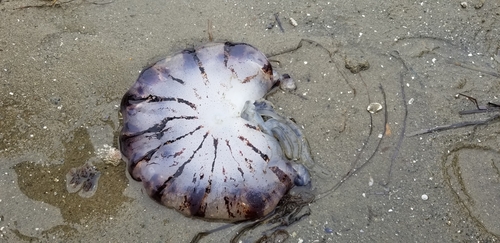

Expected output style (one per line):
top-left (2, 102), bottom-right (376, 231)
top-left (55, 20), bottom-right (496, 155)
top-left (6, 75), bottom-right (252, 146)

top-left (421, 194), bottom-right (429, 200)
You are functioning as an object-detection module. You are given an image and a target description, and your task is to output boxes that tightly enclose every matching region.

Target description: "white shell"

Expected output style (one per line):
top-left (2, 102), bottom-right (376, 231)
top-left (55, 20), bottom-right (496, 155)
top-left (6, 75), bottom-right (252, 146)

top-left (120, 42), bottom-right (306, 221)
top-left (367, 102), bottom-right (383, 114)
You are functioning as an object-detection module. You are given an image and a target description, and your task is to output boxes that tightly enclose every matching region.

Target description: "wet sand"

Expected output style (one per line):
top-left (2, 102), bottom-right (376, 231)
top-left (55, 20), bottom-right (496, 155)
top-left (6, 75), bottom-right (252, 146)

top-left (1, 0), bottom-right (499, 242)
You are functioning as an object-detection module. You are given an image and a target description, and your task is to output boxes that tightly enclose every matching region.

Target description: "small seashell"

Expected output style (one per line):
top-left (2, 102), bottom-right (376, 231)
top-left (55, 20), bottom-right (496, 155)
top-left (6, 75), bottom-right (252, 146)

top-left (289, 17), bottom-right (298, 27)
top-left (367, 102), bottom-right (383, 113)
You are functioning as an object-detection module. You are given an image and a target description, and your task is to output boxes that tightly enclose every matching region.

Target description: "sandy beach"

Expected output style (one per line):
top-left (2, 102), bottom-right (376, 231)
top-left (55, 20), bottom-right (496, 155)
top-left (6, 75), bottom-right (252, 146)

top-left (1, 0), bottom-right (499, 242)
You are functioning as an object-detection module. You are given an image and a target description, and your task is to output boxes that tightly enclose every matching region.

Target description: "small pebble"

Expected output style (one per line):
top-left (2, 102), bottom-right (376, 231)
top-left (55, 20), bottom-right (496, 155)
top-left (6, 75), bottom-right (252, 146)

top-left (421, 194), bottom-right (429, 200)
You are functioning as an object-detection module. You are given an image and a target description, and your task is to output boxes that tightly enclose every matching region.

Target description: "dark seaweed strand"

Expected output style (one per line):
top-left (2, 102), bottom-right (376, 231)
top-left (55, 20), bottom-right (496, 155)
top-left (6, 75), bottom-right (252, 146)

top-left (238, 136), bottom-right (270, 162)
top-left (317, 84), bottom-right (388, 199)
top-left (347, 84), bottom-right (388, 185)
top-left (380, 51), bottom-right (412, 186)
top-left (190, 223), bottom-right (237, 243)
top-left (406, 115), bottom-right (500, 136)
top-left (382, 73), bottom-right (408, 186)
top-left (274, 13), bottom-right (285, 32)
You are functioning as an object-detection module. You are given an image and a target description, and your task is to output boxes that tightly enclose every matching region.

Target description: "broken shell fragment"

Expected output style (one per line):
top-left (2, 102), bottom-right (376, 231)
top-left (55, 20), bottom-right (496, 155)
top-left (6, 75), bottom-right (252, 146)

top-left (367, 102), bottom-right (383, 113)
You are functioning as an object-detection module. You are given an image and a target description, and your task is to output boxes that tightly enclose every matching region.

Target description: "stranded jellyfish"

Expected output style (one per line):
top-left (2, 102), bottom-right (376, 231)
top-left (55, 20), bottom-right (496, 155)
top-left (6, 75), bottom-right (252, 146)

top-left (119, 42), bottom-right (313, 221)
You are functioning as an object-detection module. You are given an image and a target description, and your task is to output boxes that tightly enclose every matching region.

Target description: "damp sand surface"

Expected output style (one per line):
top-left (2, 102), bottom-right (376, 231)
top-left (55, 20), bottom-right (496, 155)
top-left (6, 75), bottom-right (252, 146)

top-left (1, 0), bottom-right (500, 242)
